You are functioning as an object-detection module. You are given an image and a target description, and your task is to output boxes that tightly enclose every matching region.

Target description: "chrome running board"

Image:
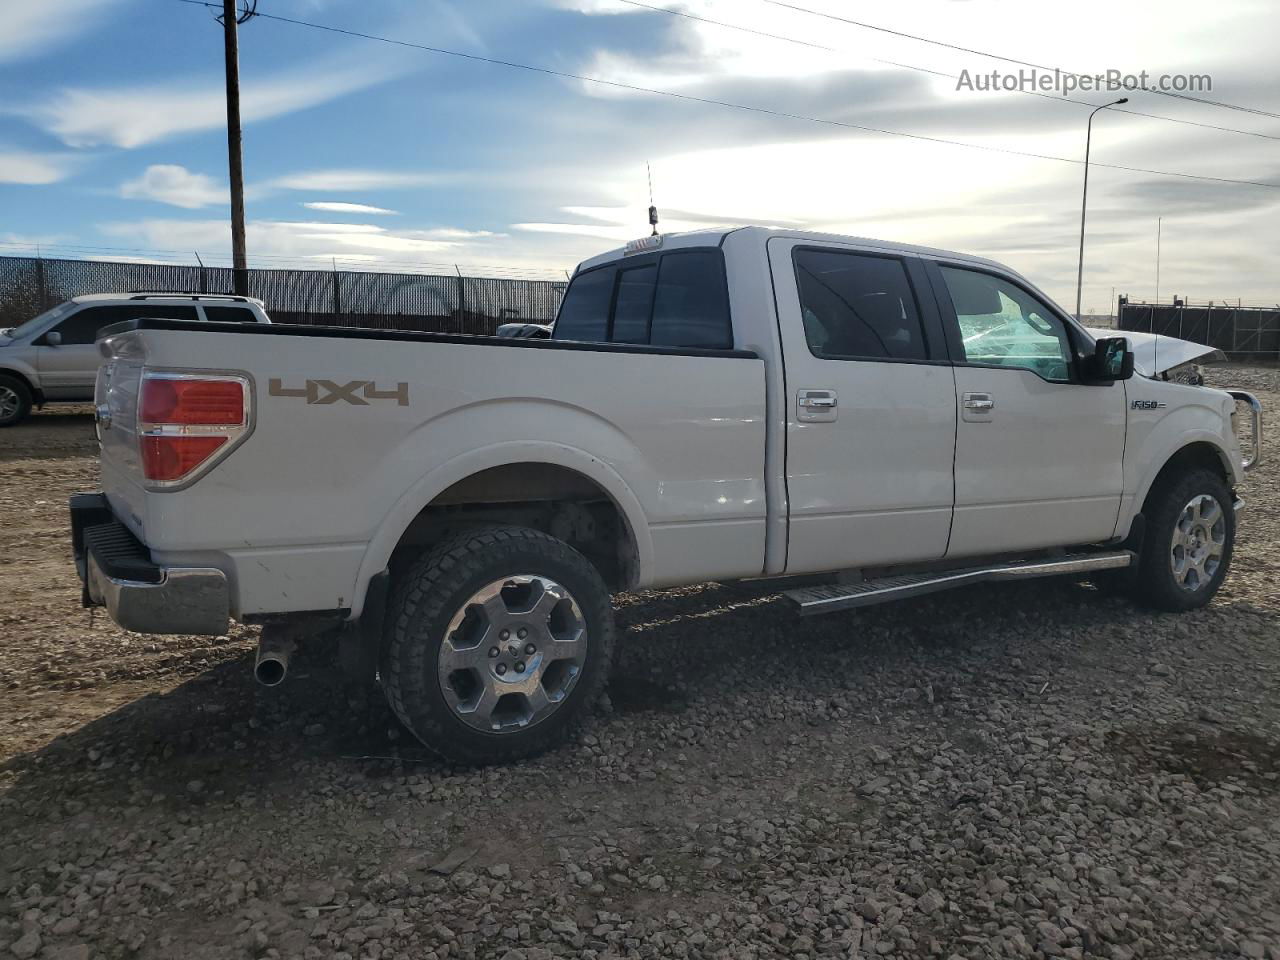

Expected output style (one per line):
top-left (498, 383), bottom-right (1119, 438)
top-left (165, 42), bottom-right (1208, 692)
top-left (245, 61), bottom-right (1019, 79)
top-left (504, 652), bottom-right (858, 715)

top-left (784, 551), bottom-right (1134, 616)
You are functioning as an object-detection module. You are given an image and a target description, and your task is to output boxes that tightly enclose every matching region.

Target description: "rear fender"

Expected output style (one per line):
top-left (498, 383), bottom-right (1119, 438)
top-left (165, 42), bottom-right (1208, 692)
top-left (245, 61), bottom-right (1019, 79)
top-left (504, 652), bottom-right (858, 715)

top-left (349, 401), bottom-right (655, 618)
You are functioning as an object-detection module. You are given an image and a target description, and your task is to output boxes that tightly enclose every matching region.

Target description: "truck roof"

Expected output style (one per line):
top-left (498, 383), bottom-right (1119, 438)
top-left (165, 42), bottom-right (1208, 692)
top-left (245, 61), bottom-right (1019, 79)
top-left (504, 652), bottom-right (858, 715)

top-left (575, 225), bottom-right (1008, 275)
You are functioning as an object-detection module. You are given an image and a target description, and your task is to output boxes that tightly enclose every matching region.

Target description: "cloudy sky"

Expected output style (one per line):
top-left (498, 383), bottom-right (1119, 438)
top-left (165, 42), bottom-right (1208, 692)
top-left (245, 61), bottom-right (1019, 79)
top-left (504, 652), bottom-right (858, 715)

top-left (1, 0), bottom-right (1276, 311)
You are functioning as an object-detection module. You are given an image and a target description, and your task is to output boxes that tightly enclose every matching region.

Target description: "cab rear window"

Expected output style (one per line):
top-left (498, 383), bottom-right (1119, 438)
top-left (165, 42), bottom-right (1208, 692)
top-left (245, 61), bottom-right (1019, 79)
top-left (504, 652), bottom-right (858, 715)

top-left (553, 249), bottom-right (732, 350)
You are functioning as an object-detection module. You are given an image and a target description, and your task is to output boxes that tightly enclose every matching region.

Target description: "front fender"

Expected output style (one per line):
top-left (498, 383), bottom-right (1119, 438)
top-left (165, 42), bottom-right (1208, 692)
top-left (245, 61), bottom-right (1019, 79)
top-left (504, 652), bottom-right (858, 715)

top-left (0, 359), bottom-right (41, 392)
top-left (349, 399), bottom-right (657, 618)
top-left (1119, 384), bottom-right (1240, 537)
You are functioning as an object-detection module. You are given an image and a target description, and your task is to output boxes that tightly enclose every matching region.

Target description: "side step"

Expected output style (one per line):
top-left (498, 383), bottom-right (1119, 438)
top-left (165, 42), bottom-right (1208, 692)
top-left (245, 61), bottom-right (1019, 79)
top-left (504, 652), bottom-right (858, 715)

top-left (784, 551), bottom-right (1134, 616)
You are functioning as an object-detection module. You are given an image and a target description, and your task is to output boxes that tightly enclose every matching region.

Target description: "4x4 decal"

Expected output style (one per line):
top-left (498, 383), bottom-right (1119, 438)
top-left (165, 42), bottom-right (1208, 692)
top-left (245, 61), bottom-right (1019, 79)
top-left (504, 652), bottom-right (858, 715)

top-left (268, 378), bottom-right (409, 406)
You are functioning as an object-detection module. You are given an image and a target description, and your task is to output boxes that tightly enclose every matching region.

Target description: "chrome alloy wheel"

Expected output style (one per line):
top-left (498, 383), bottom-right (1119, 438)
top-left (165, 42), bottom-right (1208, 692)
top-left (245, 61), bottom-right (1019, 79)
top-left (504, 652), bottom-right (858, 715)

top-left (0, 385), bottom-right (19, 421)
top-left (1170, 494), bottom-right (1226, 592)
top-left (437, 575), bottom-right (588, 732)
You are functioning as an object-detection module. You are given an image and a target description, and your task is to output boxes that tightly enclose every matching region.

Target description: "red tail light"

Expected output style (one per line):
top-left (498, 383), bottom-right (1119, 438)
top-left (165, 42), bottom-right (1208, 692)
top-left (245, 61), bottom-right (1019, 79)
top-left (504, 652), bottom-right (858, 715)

top-left (140, 377), bottom-right (245, 425)
top-left (138, 372), bottom-right (251, 487)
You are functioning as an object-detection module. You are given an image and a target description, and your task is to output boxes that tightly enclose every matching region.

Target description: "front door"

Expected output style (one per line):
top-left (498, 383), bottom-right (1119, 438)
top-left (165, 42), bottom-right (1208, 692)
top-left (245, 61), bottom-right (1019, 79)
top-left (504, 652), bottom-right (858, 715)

top-left (768, 238), bottom-right (957, 574)
top-left (928, 262), bottom-right (1127, 558)
top-left (37, 304), bottom-right (200, 398)
top-left (35, 305), bottom-right (110, 399)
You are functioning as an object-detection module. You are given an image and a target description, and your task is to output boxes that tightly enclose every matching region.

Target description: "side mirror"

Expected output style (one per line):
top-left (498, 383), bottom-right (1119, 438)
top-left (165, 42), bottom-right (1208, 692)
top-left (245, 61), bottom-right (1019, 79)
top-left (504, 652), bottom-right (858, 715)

top-left (1085, 336), bottom-right (1134, 383)
top-left (45, 331), bottom-right (62, 347)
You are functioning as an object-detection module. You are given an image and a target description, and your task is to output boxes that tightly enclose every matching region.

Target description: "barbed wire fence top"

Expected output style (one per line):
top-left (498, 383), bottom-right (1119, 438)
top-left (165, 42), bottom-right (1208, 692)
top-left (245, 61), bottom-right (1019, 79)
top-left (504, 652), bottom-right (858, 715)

top-left (0, 254), bottom-right (567, 335)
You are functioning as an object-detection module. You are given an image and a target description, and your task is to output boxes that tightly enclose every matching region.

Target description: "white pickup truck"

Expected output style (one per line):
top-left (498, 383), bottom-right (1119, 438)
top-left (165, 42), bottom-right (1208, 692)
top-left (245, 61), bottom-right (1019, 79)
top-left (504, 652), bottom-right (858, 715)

top-left (72, 227), bottom-right (1261, 764)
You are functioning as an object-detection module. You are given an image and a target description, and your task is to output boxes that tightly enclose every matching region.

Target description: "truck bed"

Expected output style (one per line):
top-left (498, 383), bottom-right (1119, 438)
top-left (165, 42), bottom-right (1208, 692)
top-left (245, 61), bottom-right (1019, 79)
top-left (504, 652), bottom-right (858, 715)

top-left (93, 318), bottom-right (769, 619)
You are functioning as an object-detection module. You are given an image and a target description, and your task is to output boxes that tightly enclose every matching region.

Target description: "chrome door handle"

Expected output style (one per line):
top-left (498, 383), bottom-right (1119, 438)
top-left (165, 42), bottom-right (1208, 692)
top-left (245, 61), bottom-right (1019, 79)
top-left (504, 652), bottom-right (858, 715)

top-left (962, 392), bottom-right (994, 412)
top-left (799, 392), bottom-right (837, 408)
top-left (797, 388), bottom-right (838, 422)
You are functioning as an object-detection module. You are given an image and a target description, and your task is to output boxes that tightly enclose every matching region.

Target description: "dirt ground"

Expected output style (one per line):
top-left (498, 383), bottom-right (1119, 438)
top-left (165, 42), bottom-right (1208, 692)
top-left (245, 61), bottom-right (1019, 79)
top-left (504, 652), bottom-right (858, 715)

top-left (1, 373), bottom-right (1278, 960)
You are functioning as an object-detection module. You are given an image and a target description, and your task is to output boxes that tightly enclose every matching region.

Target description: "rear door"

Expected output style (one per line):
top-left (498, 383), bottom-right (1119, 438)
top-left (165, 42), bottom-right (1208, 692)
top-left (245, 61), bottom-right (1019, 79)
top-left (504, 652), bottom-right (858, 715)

top-left (768, 238), bottom-right (958, 573)
top-left (928, 261), bottom-right (1126, 557)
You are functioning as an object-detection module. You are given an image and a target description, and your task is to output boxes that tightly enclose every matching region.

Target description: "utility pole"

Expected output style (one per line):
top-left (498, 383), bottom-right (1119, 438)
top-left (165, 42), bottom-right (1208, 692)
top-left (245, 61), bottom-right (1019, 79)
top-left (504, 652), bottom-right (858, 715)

top-left (220, 0), bottom-right (256, 296)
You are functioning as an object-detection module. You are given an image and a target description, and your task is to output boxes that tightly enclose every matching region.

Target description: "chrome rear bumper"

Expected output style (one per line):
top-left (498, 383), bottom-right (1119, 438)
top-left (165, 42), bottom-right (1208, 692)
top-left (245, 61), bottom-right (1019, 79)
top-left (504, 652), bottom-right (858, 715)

top-left (71, 493), bottom-right (230, 635)
top-left (85, 550), bottom-right (230, 635)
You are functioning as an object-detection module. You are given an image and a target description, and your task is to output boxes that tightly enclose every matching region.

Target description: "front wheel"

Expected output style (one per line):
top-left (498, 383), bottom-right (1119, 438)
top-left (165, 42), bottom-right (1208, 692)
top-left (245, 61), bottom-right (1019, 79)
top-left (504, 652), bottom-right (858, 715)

top-left (381, 526), bottom-right (615, 765)
top-left (1132, 468), bottom-right (1235, 611)
top-left (0, 375), bottom-right (32, 427)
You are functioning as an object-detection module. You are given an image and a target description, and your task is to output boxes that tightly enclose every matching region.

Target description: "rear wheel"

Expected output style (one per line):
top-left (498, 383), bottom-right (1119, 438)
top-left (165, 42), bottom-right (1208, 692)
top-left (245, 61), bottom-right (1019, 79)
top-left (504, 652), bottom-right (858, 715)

top-left (0, 375), bottom-right (32, 427)
top-left (1131, 468), bottom-right (1234, 611)
top-left (381, 526), bottom-right (614, 765)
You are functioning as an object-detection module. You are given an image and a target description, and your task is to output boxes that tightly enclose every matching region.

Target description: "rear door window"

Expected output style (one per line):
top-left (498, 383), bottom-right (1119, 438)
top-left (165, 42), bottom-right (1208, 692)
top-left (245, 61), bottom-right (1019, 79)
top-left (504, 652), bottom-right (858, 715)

top-left (203, 305), bottom-right (259, 323)
top-left (793, 249), bottom-right (927, 361)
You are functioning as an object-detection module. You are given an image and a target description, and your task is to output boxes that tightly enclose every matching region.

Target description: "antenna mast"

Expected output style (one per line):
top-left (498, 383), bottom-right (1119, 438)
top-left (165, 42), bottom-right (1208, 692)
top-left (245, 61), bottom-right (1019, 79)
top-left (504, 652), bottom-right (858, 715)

top-left (647, 163), bottom-right (659, 237)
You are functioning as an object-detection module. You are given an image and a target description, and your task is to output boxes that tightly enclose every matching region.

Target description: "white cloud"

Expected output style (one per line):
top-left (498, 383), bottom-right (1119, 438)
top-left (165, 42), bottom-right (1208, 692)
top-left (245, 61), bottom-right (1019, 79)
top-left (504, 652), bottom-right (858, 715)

top-left (120, 165), bottom-right (226, 209)
top-left (303, 201), bottom-right (400, 215)
top-left (97, 218), bottom-right (506, 264)
top-left (0, 0), bottom-right (118, 64)
top-left (270, 169), bottom-right (446, 191)
top-left (30, 60), bottom-right (405, 149)
top-left (0, 149), bottom-right (78, 185)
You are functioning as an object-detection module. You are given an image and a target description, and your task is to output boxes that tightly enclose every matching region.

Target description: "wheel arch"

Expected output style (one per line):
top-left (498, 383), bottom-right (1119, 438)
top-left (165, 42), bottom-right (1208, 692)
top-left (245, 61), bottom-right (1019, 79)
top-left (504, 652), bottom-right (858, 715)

top-left (0, 365), bottom-right (39, 397)
top-left (1135, 439), bottom-right (1235, 519)
top-left (350, 443), bottom-right (653, 618)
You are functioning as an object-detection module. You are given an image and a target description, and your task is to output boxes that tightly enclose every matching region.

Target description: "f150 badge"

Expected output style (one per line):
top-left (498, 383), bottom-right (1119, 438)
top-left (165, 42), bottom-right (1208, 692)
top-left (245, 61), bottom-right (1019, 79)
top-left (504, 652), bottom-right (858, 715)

top-left (269, 378), bottom-right (409, 406)
top-left (1131, 399), bottom-right (1167, 410)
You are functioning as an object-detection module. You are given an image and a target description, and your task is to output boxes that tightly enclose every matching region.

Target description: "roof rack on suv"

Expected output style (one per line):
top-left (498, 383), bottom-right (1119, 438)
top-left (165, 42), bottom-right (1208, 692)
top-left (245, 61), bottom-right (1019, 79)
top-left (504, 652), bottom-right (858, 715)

top-left (125, 293), bottom-right (251, 302)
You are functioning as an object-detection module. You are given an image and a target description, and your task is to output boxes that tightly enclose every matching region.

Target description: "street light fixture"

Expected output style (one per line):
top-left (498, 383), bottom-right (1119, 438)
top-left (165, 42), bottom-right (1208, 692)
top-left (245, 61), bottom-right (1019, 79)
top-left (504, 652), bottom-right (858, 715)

top-left (1074, 96), bottom-right (1128, 319)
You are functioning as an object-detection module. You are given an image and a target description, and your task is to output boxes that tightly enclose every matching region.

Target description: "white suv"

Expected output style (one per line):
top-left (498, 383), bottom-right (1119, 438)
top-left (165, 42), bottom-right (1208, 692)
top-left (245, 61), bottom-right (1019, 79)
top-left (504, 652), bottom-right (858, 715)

top-left (0, 293), bottom-right (270, 426)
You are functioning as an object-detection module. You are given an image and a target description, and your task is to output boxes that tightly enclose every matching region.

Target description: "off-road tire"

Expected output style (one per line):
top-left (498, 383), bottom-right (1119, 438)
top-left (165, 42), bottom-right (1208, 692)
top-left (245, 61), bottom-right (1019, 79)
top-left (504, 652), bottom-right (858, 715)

top-left (381, 525), bottom-right (614, 765)
top-left (1131, 468), bottom-right (1234, 611)
top-left (0, 374), bottom-right (32, 427)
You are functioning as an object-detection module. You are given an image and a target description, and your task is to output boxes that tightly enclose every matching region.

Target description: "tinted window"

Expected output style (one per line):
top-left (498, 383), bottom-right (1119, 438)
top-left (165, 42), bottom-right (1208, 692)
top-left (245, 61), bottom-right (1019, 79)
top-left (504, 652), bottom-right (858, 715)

top-left (610, 265), bottom-right (656, 344)
top-left (203, 305), bottom-right (259, 323)
top-left (793, 250), bottom-right (926, 361)
top-left (651, 251), bottom-right (732, 349)
top-left (939, 266), bottom-right (1072, 382)
top-left (49, 304), bottom-right (199, 344)
top-left (553, 267), bottom-right (614, 342)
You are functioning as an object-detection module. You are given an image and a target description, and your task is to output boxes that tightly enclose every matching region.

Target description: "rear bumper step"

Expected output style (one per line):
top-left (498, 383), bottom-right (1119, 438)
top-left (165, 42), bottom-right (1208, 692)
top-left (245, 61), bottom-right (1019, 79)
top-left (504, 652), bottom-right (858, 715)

top-left (70, 493), bottom-right (230, 635)
top-left (785, 551), bottom-right (1134, 616)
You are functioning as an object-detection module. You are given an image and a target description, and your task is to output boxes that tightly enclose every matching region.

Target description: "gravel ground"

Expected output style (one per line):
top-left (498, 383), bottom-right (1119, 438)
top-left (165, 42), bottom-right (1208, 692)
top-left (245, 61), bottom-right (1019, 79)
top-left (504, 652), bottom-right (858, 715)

top-left (2, 370), bottom-right (1279, 960)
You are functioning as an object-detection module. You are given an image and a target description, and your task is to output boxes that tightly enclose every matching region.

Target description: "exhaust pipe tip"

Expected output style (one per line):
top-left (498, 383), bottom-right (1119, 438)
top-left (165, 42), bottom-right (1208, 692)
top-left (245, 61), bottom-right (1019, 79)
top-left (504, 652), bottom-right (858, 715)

top-left (254, 655), bottom-right (288, 687)
top-left (254, 627), bottom-right (296, 687)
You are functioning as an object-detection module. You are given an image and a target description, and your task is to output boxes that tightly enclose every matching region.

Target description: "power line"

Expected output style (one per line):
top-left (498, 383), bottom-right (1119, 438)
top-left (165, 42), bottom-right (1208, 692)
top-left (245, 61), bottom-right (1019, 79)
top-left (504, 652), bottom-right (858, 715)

top-left (615, 0), bottom-right (1280, 142)
top-left (760, 0), bottom-right (1280, 121)
top-left (173, 0), bottom-right (1280, 190)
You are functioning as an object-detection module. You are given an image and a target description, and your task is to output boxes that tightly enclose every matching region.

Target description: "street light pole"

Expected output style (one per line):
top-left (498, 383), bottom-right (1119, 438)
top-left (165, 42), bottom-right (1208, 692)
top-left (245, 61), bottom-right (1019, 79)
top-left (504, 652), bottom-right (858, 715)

top-left (1074, 96), bottom-right (1128, 319)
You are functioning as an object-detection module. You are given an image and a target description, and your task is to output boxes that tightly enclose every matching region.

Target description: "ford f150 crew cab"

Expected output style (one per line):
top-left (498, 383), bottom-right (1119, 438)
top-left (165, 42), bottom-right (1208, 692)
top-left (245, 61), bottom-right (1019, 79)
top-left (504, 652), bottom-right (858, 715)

top-left (70, 227), bottom-right (1262, 764)
top-left (0, 292), bottom-right (270, 426)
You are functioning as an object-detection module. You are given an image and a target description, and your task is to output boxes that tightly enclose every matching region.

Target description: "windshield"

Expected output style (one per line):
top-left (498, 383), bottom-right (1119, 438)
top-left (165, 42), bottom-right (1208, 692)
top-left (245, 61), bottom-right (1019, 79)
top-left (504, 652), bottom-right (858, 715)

top-left (4, 301), bottom-right (76, 340)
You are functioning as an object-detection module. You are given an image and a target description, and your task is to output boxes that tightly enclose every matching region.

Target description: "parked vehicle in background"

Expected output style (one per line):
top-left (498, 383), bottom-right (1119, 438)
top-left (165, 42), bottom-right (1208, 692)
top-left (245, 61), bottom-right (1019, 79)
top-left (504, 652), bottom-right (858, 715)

top-left (495, 321), bottom-right (552, 339)
top-left (0, 293), bottom-right (269, 426)
top-left (71, 227), bottom-right (1261, 764)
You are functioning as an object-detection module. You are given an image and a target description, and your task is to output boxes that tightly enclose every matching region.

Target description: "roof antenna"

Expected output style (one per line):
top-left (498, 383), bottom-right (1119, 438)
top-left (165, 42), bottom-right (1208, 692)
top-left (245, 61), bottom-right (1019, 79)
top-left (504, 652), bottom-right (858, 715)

top-left (647, 162), bottom-right (659, 237)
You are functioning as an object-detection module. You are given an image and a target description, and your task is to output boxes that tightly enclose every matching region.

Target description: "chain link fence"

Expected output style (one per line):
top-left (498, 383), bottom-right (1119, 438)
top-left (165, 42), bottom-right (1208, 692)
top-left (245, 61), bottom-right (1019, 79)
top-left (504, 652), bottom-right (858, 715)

top-left (0, 255), bottom-right (567, 334)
